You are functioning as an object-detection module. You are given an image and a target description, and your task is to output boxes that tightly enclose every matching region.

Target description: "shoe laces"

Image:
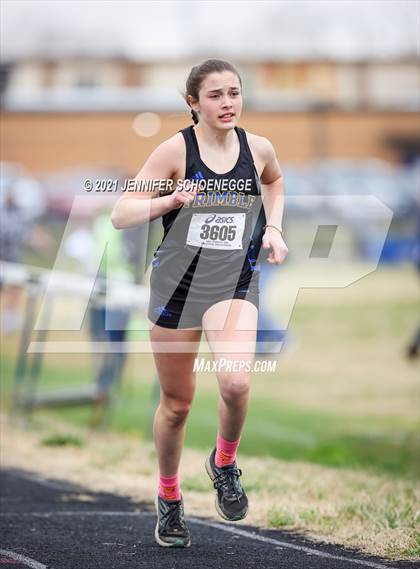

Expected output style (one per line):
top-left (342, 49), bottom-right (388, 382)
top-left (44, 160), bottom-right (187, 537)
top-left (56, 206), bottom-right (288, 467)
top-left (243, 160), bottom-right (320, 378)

top-left (213, 464), bottom-right (243, 502)
top-left (161, 501), bottom-right (187, 532)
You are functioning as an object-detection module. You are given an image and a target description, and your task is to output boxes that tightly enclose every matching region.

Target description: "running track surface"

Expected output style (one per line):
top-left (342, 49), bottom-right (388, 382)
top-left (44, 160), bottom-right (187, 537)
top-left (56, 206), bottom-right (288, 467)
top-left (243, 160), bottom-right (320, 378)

top-left (0, 469), bottom-right (417, 569)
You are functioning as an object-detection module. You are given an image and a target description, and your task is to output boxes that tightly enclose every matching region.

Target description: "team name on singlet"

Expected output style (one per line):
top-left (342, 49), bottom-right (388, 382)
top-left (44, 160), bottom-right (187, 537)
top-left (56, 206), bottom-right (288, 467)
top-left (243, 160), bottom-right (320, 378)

top-left (185, 190), bottom-right (257, 209)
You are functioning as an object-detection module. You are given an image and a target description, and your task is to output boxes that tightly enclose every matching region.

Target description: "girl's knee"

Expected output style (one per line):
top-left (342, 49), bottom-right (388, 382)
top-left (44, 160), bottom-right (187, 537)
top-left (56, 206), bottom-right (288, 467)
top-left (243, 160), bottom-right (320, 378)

top-left (160, 396), bottom-right (193, 426)
top-left (218, 372), bottom-right (251, 404)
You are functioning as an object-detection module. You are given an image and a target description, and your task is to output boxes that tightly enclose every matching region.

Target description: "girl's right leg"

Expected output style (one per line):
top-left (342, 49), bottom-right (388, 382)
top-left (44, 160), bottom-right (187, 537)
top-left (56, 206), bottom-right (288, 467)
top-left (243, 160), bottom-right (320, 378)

top-left (150, 324), bottom-right (202, 478)
top-left (150, 324), bottom-right (201, 548)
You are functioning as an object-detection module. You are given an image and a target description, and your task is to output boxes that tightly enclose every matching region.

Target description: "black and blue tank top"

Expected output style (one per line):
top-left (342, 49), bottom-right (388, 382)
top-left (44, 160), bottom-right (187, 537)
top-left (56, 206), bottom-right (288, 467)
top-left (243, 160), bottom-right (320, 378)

top-left (150, 125), bottom-right (264, 303)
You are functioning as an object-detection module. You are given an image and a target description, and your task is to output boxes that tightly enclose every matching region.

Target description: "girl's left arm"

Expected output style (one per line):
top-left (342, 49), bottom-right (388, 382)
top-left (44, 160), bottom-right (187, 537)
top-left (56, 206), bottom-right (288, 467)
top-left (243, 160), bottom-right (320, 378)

top-left (259, 139), bottom-right (288, 264)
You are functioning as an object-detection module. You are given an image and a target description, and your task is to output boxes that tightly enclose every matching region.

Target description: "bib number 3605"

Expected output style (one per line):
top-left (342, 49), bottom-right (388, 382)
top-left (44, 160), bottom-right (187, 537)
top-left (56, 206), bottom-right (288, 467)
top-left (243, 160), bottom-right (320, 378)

top-left (199, 224), bottom-right (236, 241)
top-left (187, 213), bottom-right (245, 250)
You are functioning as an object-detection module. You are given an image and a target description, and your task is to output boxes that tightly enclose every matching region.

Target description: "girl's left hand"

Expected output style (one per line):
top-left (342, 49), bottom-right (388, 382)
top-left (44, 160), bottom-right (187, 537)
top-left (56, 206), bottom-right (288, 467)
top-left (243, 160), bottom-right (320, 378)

top-left (262, 227), bottom-right (288, 264)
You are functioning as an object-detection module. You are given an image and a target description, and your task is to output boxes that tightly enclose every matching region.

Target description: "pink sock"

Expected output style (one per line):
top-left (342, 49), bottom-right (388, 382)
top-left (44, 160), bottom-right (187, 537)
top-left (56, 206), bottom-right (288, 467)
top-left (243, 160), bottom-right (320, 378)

top-left (215, 432), bottom-right (241, 467)
top-left (158, 473), bottom-right (181, 501)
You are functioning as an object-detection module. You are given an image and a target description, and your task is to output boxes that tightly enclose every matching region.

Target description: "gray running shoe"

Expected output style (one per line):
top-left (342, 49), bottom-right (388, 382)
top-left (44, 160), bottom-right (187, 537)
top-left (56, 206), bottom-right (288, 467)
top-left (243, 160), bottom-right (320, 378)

top-left (154, 495), bottom-right (191, 548)
top-left (205, 448), bottom-right (249, 521)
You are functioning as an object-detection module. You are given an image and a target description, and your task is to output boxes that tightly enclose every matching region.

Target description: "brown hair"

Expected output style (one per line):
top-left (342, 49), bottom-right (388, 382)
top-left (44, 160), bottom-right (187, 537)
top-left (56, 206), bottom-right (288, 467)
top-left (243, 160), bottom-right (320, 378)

top-left (185, 59), bottom-right (242, 124)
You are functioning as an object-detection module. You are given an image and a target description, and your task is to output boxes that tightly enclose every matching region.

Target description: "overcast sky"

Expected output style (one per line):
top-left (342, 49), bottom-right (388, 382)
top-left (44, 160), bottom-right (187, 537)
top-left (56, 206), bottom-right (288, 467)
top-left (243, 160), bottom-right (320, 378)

top-left (1, 0), bottom-right (419, 61)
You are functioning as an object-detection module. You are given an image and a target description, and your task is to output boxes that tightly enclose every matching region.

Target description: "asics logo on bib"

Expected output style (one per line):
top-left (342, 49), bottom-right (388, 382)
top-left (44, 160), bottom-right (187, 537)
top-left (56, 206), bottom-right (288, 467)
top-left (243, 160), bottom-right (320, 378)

top-left (205, 215), bottom-right (235, 224)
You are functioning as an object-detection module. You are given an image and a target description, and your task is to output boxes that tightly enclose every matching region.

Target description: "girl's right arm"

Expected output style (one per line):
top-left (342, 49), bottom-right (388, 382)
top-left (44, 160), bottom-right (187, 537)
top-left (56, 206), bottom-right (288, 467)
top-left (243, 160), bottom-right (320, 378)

top-left (111, 133), bottom-right (195, 229)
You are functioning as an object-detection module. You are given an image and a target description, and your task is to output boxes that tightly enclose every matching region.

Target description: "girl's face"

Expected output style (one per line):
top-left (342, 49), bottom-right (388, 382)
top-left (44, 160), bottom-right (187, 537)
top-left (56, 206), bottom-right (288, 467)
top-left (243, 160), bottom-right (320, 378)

top-left (190, 71), bottom-right (242, 130)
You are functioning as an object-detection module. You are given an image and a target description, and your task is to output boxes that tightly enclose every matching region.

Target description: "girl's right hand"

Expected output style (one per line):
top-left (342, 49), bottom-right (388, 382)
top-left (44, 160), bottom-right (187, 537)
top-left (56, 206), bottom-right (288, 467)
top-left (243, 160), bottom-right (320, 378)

top-left (169, 180), bottom-right (198, 209)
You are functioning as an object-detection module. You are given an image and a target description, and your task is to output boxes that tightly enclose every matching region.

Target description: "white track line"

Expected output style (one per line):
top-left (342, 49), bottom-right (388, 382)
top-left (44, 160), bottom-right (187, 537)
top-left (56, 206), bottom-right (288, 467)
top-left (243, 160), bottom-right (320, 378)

top-left (0, 549), bottom-right (47, 569)
top-left (190, 518), bottom-right (397, 569)
top-left (1, 512), bottom-right (397, 569)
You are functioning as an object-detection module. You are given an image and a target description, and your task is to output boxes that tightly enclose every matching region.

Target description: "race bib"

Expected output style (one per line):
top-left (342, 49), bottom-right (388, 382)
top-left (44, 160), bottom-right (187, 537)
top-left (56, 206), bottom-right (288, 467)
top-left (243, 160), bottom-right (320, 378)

top-left (186, 213), bottom-right (245, 250)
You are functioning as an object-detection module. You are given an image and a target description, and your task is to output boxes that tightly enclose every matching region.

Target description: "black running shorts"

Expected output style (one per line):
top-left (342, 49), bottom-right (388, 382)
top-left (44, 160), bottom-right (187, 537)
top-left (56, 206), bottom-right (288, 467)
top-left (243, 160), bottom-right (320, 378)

top-left (148, 283), bottom-right (259, 329)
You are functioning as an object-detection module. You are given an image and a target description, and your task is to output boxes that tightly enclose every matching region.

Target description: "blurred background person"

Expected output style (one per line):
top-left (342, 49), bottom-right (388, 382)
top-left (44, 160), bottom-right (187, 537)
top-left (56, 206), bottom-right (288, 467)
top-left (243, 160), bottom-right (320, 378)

top-left (256, 254), bottom-right (290, 354)
top-left (0, 175), bottom-right (53, 332)
top-left (63, 198), bottom-right (148, 426)
top-left (89, 205), bottom-right (147, 426)
top-left (406, 205), bottom-right (420, 359)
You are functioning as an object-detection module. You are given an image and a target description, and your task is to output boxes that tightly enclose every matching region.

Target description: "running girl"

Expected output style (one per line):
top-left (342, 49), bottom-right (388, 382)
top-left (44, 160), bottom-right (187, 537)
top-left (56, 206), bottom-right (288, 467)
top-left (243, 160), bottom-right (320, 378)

top-left (111, 59), bottom-right (288, 548)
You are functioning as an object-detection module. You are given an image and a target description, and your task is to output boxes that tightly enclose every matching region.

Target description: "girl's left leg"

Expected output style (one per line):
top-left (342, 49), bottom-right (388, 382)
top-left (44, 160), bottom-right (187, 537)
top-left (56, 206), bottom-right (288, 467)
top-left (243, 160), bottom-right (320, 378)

top-left (202, 298), bottom-right (258, 444)
top-left (201, 298), bottom-right (257, 521)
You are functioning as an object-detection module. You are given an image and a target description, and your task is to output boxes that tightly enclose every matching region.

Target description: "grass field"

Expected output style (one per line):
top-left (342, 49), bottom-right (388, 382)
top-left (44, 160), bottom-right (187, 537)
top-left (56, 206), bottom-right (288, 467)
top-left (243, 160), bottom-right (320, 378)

top-left (1, 262), bottom-right (419, 559)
